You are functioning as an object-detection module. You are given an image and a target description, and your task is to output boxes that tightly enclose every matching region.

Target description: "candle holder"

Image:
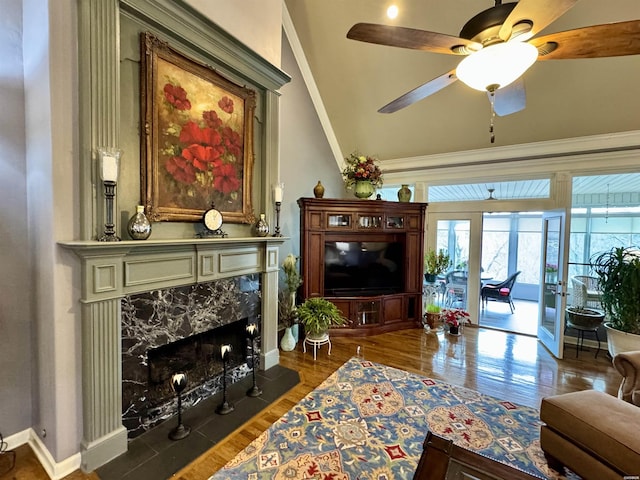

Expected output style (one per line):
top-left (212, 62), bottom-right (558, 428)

top-left (168, 373), bottom-right (191, 440)
top-left (246, 322), bottom-right (262, 397)
top-left (272, 183), bottom-right (283, 237)
top-left (273, 201), bottom-right (282, 237)
top-left (216, 344), bottom-right (234, 415)
top-left (97, 147), bottom-right (122, 242)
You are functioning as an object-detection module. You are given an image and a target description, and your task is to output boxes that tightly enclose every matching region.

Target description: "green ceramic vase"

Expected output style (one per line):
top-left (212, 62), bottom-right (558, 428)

top-left (354, 180), bottom-right (374, 199)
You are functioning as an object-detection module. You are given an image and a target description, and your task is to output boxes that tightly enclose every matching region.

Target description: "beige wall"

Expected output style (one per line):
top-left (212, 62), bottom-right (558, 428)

top-left (185, 0), bottom-right (283, 67)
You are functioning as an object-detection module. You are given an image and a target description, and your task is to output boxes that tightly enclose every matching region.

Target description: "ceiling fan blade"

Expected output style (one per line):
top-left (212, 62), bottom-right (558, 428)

top-left (490, 78), bottom-right (526, 117)
top-left (531, 20), bottom-right (640, 60)
top-left (347, 23), bottom-right (482, 55)
top-left (499, 0), bottom-right (577, 41)
top-left (379, 69), bottom-right (458, 113)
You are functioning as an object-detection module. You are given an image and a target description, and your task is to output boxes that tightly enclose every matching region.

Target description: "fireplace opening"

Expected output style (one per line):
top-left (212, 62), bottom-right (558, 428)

top-left (147, 319), bottom-right (249, 386)
top-left (121, 274), bottom-right (262, 438)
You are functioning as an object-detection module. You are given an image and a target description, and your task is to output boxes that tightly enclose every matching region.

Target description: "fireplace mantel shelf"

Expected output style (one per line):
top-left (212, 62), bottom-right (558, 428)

top-left (60, 236), bottom-right (287, 302)
top-left (60, 236), bottom-right (287, 254)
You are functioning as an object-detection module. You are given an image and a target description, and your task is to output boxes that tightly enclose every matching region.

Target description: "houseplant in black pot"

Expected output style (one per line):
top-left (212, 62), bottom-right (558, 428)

top-left (591, 246), bottom-right (640, 356)
top-left (296, 297), bottom-right (347, 340)
top-left (424, 248), bottom-right (450, 283)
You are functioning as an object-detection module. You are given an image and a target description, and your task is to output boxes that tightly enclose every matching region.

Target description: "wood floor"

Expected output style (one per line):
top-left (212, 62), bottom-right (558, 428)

top-left (3, 326), bottom-right (621, 480)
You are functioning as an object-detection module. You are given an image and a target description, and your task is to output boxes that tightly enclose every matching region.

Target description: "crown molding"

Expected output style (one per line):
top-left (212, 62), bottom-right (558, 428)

top-left (382, 130), bottom-right (640, 173)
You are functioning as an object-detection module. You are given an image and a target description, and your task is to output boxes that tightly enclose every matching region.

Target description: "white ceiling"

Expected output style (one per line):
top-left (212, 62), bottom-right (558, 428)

top-left (284, 0), bottom-right (640, 161)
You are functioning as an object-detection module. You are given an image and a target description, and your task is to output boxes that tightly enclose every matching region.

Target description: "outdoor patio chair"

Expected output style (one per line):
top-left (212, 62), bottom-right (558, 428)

top-left (480, 271), bottom-right (521, 313)
top-left (444, 270), bottom-right (467, 308)
top-left (573, 275), bottom-right (602, 308)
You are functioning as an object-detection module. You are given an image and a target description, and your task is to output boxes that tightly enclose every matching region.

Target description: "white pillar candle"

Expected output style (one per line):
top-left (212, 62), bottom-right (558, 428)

top-left (101, 155), bottom-right (118, 182)
top-left (221, 344), bottom-right (232, 359)
top-left (273, 184), bottom-right (283, 203)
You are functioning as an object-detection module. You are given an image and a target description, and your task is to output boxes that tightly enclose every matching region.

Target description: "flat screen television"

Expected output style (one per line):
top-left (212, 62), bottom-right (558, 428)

top-left (324, 241), bottom-right (404, 296)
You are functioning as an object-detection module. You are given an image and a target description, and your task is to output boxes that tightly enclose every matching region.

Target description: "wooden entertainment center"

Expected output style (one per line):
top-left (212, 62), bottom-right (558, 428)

top-left (298, 198), bottom-right (427, 336)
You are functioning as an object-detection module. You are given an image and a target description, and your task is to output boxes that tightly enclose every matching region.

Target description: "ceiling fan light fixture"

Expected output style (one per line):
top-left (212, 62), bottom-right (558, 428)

top-left (456, 41), bottom-right (538, 92)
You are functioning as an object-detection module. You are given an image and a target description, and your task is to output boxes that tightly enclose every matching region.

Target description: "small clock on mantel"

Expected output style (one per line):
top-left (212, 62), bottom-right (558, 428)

top-left (198, 203), bottom-right (228, 238)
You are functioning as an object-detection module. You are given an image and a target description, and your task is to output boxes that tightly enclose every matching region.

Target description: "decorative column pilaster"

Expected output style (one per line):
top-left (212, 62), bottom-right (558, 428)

top-left (261, 244), bottom-right (280, 370)
top-left (80, 299), bottom-right (127, 471)
top-left (78, 0), bottom-right (121, 241)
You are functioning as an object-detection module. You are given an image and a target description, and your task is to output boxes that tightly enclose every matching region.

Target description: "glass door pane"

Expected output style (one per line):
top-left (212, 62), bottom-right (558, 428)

top-left (538, 211), bottom-right (567, 358)
top-left (436, 220), bottom-right (471, 311)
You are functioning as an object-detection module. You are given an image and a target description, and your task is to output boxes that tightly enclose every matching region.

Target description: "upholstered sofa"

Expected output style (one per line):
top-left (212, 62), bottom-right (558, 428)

top-left (539, 351), bottom-right (640, 480)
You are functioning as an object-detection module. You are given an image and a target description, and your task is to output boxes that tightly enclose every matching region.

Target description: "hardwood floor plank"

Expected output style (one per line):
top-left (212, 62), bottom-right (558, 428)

top-left (4, 327), bottom-right (621, 480)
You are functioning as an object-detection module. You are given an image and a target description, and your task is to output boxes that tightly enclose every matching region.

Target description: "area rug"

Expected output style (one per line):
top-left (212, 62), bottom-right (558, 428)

top-left (209, 357), bottom-right (571, 480)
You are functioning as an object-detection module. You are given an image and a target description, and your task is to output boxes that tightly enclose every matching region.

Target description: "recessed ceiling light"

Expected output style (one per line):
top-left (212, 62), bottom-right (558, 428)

top-left (387, 5), bottom-right (398, 19)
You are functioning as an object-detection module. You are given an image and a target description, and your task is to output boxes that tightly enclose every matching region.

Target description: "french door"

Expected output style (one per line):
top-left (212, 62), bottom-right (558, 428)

top-left (537, 210), bottom-right (568, 358)
top-left (426, 213), bottom-right (483, 323)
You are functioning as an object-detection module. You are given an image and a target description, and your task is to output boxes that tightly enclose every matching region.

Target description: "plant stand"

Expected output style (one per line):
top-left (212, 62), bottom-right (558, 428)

top-left (565, 307), bottom-right (605, 358)
top-left (303, 333), bottom-right (331, 360)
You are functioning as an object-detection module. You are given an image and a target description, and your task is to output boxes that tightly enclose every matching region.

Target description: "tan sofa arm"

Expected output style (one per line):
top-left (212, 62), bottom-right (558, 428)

top-left (613, 350), bottom-right (640, 406)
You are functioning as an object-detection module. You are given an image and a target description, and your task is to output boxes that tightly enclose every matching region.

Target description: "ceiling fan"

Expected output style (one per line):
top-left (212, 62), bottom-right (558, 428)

top-left (347, 0), bottom-right (640, 120)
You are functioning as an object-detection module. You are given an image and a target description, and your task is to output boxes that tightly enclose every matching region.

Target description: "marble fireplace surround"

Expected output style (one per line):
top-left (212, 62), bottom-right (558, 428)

top-left (61, 237), bottom-right (284, 472)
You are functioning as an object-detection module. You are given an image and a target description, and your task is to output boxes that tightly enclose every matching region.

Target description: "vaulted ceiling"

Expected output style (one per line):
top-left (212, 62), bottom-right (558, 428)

top-left (284, 0), bottom-right (640, 161)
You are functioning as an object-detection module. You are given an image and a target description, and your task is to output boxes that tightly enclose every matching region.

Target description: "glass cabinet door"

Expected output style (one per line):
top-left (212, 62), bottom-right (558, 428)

top-left (328, 214), bottom-right (351, 227)
top-left (356, 300), bottom-right (380, 326)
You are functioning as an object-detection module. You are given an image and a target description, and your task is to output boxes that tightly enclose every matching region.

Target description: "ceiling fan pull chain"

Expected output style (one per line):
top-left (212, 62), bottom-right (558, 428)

top-left (489, 89), bottom-right (496, 143)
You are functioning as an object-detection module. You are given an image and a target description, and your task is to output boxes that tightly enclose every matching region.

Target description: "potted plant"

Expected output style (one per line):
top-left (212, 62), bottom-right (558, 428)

top-left (441, 308), bottom-right (470, 335)
top-left (424, 248), bottom-right (450, 283)
top-left (281, 253), bottom-right (303, 341)
top-left (278, 291), bottom-right (298, 351)
top-left (424, 303), bottom-right (441, 330)
top-left (591, 246), bottom-right (640, 356)
top-left (296, 297), bottom-right (347, 340)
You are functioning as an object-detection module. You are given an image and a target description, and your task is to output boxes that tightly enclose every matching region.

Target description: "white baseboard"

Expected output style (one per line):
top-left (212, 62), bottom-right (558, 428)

top-left (3, 429), bottom-right (30, 450)
top-left (3, 428), bottom-right (81, 480)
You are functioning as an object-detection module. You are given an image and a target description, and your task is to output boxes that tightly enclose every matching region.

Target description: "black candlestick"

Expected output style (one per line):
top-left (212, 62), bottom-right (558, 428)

top-left (273, 201), bottom-right (282, 237)
top-left (216, 347), bottom-right (234, 415)
top-left (246, 325), bottom-right (262, 397)
top-left (99, 181), bottom-right (120, 241)
top-left (169, 373), bottom-right (190, 440)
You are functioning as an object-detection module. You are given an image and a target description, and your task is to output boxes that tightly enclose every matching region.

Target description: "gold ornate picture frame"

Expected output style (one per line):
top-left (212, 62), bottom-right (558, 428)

top-left (140, 32), bottom-right (256, 223)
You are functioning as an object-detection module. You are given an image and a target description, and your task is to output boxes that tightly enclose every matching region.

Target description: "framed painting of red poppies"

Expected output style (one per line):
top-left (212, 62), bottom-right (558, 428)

top-left (140, 32), bottom-right (256, 223)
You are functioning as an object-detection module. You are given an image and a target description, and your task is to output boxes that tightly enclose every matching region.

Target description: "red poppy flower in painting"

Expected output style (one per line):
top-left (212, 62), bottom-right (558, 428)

top-left (212, 162), bottom-right (241, 195)
top-left (163, 83), bottom-right (191, 110)
top-left (181, 144), bottom-right (222, 172)
top-left (218, 96), bottom-right (234, 114)
top-left (203, 110), bottom-right (223, 129)
top-left (179, 121), bottom-right (223, 148)
top-left (221, 126), bottom-right (242, 159)
top-left (165, 155), bottom-right (197, 184)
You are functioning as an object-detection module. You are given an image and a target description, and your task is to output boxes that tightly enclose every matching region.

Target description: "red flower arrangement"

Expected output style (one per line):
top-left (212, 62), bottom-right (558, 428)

top-left (441, 308), bottom-right (471, 328)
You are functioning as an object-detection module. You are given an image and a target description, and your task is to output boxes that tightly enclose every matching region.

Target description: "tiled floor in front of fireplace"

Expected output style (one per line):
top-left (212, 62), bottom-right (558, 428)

top-left (97, 364), bottom-right (300, 480)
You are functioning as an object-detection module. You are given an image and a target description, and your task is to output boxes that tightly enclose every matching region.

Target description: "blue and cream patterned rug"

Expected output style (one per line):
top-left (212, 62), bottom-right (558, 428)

top-left (210, 357), bottom-right (571, 479)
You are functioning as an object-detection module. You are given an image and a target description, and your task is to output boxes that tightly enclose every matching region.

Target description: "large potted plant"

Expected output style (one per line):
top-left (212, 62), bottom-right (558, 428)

top-left (296, 297), bottom-right (347, 340)
top-left (424, 248), bottom-right (450, 283)
top-left (591, 246), bottom-right (640, 356)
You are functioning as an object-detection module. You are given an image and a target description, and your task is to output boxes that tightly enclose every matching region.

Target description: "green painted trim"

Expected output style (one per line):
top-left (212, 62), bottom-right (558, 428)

top-left (120, 0), bottom-right (291, 90)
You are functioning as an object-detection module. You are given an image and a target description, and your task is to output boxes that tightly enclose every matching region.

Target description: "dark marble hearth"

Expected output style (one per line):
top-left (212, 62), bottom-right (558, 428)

top-left (97, 364), bottom-right (299, 480)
